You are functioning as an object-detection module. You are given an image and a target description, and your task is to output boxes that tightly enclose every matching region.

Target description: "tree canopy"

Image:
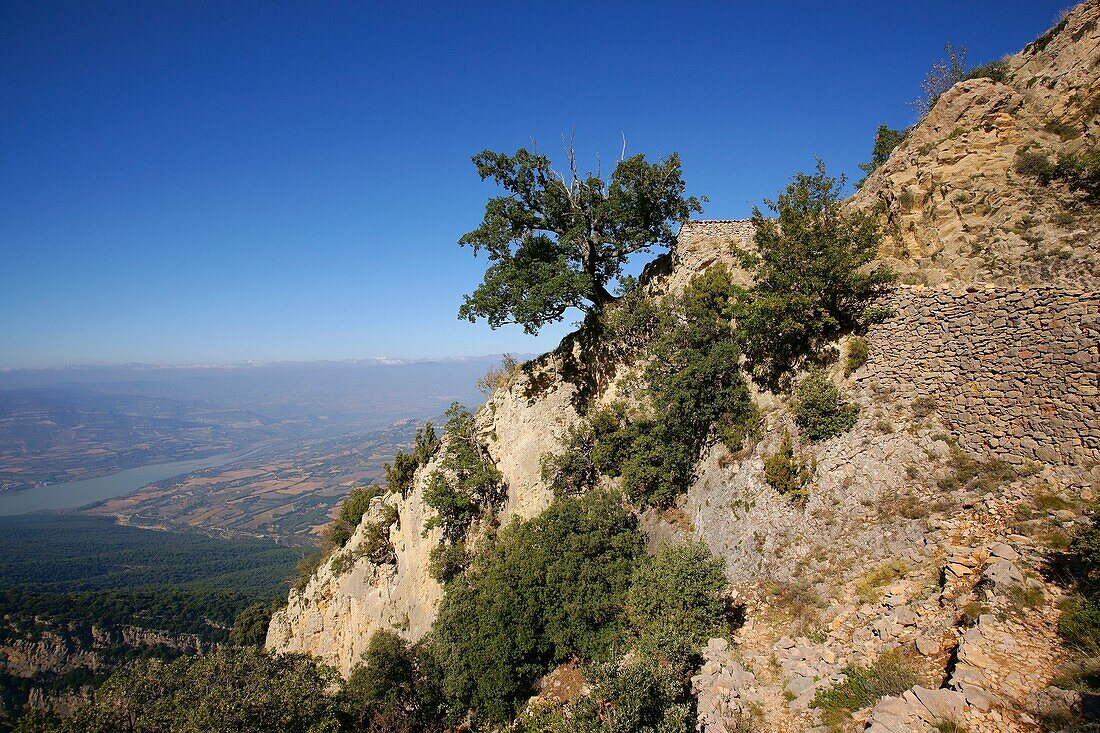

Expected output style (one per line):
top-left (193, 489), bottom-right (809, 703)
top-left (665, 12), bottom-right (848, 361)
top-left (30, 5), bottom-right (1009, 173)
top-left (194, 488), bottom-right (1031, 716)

top-left (457, 146), bottom-right (703, 334)
top-left (733, 163), bottom-right (895, 389)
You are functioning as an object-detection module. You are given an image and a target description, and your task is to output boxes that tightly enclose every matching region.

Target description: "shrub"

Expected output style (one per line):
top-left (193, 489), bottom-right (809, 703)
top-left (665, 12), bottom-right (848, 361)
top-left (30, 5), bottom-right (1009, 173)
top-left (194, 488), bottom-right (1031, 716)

top-left (24, 648), bottom-right (343, 733)
top-left (963, 58), bottom-right (1009, 83)
top-left (936, 446), bottom-right (1016, 493)
top-left (626, 541), bottom-right (729, 662)
top-left (385, 423), bottom-right (440, 498)
top-left (1052, 150), bottom-right (1100, 202)
top-left (341, 631), bottom-right (420, 727)
top-left (293, 551), bottom-right (325, 592)
top-left (910, 43), bottom-right (967, 116)
top-left (424, 403), bottom-right (505, 542)
top-left (856, 560), bottom-right (909, 603)
top-left (733, 164), bottom-right (894, 388)
top-left (429, 491), bottom-right (644, 726)
top-left (588, 655), bottom-right (693, 733)
top-left (1016, 148), bottom-right (1100, 202)
top-left (1060, 597), bottom-right (1100, 656)
top-left (361, 511), bottom-right (398, 565)
top-left (813, 650), bottom-right (920, 724)
top-left (515, 656), bottom-right (694, 733)
top-left (625, 266), bottom-right (757, 505)
top-left (428, 541), bottom-right (468, 584)
top-left (763, 430), bottom-right (813, 503)
top-left (327, 484), bottom-right (386, 549)
top-left (543, 266), bottom-right (758, 508)
top-left (1015, 149), bottom-right (1054, 180)
top-left (844, 336), bottom-right (869, 377)
top-left (794, 371), bottom-right (860, 441)
top-left (1055, 504), bottom-right (1100, 655)
top-left (857, 125), bottom-right (906, 185)
top-left (229, 601), bottom-right (275, 647)
top-left (910, 395), bottom-right (938, 418)
top-left (477, 353), bottom-right (520, 395)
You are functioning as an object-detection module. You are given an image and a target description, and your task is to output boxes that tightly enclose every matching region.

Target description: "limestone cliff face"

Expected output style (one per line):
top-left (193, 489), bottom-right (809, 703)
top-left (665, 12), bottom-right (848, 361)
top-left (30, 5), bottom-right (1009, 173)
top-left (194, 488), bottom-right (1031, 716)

top-left (266, 458), bottom-right (445, 676)
top-left (850, 0), bottom-right (1100, 287)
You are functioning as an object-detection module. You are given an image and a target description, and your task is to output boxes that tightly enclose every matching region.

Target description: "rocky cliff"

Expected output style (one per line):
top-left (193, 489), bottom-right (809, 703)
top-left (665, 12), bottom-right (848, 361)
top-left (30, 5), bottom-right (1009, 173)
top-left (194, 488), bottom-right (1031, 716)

top-left (851, 0), bottom-right (1099, 288)
top-left (269, 4), bottom-right (1099, 730)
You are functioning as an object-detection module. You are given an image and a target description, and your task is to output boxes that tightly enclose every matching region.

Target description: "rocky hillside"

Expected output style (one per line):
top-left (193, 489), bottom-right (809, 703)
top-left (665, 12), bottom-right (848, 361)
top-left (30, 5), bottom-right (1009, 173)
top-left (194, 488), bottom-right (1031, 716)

top-left (269, 5), bottom-right (1099, 732)
top-left (851, 0), bottom-right (1099, 287)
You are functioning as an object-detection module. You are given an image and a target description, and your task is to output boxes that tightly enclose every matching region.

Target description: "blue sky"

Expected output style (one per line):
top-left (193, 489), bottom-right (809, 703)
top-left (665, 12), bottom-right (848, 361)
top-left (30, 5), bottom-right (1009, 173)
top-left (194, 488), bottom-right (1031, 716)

top-left (0, 1), bottom-right (1071, 367)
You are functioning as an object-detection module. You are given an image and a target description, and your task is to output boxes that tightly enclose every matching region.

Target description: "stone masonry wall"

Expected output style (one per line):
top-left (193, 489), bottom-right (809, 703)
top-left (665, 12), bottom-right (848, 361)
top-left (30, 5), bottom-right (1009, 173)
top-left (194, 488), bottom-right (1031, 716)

top-left (859, 285), bottom-right (1099, 465)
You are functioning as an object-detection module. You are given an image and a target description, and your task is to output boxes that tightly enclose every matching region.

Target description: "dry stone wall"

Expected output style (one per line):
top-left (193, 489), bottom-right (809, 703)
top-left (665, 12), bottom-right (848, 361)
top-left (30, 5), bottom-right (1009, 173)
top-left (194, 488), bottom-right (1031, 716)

top-left (859, 284), bottom-right (1099, 465)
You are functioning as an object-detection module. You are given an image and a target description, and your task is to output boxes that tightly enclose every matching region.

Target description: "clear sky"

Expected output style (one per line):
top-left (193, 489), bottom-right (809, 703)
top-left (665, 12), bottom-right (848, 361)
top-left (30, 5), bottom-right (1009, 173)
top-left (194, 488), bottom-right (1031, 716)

top-left (0, 1), bottom-right (1071, 368)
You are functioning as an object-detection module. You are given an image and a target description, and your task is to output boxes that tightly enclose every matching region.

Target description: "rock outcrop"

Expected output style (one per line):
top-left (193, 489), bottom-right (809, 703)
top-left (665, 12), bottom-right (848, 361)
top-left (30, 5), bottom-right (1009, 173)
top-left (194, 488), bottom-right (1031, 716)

top-left (850, 0), bottom-right (1100, 288)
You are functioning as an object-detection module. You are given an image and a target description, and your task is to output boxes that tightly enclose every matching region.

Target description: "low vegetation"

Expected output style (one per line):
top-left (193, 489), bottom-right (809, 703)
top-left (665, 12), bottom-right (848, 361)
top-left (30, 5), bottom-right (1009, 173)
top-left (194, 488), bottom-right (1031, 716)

top-left (794, 370), bottom-right (860, 441)
top-left (763, 430), bottom-right (814, 503)
top-left (385, 422), bottom-right (441, 498)
top-left (813, 650), bottom-right (921, 725)
top-left (1015, 148), bottom-right (1100, 203)
top-left (857, 125), bottom-right (906, 184)
top-left (423, 402), bottom-right (505, 543)
top-left (545, 265), bottom-right (758, 507)
top-left (1055, 504), bottom-right (1100, 655)
top-left (477, 353), bottom-right (521, 395)
top-left (856, 560), bottom-right (909, 603)
top-left (936, 444), bottom-right (1017, 494)
top-left (17, 648), bottom-right (343, 733)
top-left (429, 490), bottom-right (644, 725)
top-left (844, 336), bottom-right (869, 376)
top-left (325, 484), bottom-right (384, 549)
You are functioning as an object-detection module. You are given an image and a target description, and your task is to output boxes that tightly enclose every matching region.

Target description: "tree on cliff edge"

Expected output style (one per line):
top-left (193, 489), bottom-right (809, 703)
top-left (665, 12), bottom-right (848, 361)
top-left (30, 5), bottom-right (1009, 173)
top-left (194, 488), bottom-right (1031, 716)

top-left (457, 144), bottom-right (703, 334)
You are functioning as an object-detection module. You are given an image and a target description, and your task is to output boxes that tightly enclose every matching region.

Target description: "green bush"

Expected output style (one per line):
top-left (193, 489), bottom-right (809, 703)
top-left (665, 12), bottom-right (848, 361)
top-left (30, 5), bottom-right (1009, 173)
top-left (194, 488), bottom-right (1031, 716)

top-left (229, 601), bottom-right (274, 647)
top-left (844, 337), bottom-right (869, 377)
top-left (763, 430), bottom-right (813, 503)
top-left (813, 650), bottom-right (920, 724)
top-left (1015, 148), bottom-right (1054, 179)
top-left (340, 630), bottom-right (430, 729)
top-left (1060, 597), bottom-right (1100, 656)
top-left (514, 656), bottom-right (693, 733)
top-left (1056, 504), bottom-right (1100, 654)
top-left (326, 484), bottom-right (386, 549)
top-left (963, 58), bottom-right (1010, 83)
top-left (1016, 148), bottom-right (1100, 202)
top-left (733, 164), bottom-right (894, 388)
top-left (428, 541), bottom-right (469, 584)
top-left (626, 541), bottom-right (729, 662)
top-left (590, 655), bottom-right (693, 733)
top-left (424, 403), bottom-right (505, 542)
top-left (293, 551), bottom-right (325, 592)
top-left (385, 423), bottom-right (440, 498)
top-left (794, 371), bottom-right (860, 441)
top-left (21, 648), bottom-right (343, 733)
top-left (1052, 150), bottom-right (1100, 202)
top-left (543, 266), bottom-right (757, 507)
top-left (857, 125), bottom-right (906, 185)
top-left (429, 491), bottom-right (644, 726)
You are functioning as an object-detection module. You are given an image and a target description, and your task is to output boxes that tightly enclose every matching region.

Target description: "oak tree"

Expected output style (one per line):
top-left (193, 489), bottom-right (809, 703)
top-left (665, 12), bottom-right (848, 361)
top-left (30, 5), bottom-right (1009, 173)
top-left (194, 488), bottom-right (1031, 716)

top-left (458, 145), bottom-right (703, 334)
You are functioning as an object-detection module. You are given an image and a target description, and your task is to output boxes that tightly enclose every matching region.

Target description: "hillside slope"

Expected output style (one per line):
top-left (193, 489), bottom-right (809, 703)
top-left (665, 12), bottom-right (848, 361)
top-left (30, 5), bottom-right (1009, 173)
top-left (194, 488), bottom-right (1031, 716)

top-left (269, 5), bottom-right (1099, 731)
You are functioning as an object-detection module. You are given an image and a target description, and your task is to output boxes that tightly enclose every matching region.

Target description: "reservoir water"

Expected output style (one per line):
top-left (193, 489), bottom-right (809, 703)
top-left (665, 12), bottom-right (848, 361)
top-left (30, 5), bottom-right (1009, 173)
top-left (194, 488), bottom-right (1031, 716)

top-left (0, 449), bottom-right (256, 516)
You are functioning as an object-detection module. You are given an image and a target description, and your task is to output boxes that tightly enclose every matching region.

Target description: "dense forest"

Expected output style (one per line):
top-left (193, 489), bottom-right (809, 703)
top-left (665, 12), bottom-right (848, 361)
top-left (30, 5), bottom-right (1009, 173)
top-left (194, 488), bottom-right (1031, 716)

top-left (0, 515), bottom-right (300, 730)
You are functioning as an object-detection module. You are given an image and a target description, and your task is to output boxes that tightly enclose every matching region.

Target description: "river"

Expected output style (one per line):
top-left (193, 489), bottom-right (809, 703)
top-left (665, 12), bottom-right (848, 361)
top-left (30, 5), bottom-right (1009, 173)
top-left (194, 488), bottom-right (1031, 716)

top-left (0, 449), bottom-right (259, 516)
